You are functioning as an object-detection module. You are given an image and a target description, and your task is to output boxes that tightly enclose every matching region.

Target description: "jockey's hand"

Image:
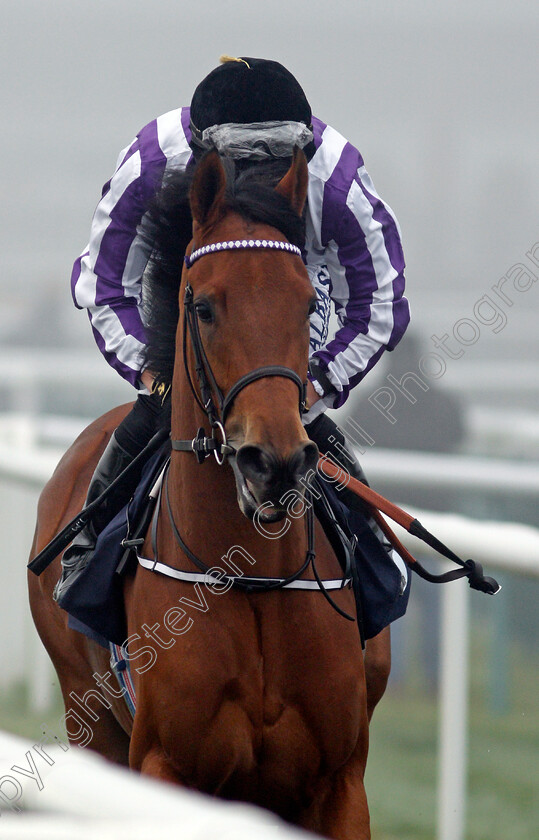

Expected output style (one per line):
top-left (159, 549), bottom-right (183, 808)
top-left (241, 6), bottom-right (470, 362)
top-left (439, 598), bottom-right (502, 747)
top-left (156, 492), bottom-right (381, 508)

top-left (140, 369), bottom-right (155, 391)
top-left (305, 380), bottom-right (320, 411)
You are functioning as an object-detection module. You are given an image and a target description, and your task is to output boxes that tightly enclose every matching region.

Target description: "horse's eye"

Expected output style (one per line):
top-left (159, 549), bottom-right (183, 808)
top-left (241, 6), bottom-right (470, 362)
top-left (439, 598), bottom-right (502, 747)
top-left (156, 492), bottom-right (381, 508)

top-left (307, 298), bottom-right (317, 317)
top-left (194, 300), bottom-right (214, 324)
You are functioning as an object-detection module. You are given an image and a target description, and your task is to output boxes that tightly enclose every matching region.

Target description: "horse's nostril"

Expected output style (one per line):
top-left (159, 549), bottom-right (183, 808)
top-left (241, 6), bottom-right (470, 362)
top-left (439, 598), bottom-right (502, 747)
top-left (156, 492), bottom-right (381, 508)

top-left (289, 441), bottom-right (319, 481)
top-left (237, 441), bottom-right (319, 489)
top-left (236, 444), bottom-right (274, 485)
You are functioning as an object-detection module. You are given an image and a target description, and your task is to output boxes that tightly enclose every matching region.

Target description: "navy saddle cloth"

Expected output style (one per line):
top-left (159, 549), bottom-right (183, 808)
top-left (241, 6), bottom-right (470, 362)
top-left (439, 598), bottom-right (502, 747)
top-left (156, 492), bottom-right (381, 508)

top-left (61, 447), bottom-right (410, 647)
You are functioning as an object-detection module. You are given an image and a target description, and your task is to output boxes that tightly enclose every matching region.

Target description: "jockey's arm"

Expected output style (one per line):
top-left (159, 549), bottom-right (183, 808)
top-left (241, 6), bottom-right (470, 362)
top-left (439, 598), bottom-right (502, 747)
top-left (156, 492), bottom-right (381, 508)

top-left (70, 146), bottom-right (156, 387)
top-left (70, 111), bottom-right (191, 389)
top-left (307, 149), bottom-right (410, 412)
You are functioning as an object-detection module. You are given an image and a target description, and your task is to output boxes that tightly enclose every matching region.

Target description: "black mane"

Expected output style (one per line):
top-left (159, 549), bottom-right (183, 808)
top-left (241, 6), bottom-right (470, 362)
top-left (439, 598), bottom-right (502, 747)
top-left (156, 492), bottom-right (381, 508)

top-left (142, 156), bottom-right (306, 386)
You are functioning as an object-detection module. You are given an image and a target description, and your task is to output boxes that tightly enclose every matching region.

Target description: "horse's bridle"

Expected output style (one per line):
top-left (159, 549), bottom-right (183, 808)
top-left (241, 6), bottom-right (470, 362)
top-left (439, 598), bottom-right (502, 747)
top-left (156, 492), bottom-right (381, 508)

top-left (171, 238), bottom-right (308, 463)
top-left (163, 238), bottom-right (354, 618)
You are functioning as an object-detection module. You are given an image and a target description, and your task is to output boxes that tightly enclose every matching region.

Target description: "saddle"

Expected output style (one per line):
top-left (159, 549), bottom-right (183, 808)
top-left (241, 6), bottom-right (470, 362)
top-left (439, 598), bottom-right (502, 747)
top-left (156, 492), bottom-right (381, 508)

top-left (61, 442), bottom-right (409, 648)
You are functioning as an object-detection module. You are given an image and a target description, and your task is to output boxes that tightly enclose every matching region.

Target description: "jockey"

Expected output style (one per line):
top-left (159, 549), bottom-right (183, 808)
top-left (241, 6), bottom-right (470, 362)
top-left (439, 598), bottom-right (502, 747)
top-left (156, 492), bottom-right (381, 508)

top-left (55, 56), bottom-right (410, 639)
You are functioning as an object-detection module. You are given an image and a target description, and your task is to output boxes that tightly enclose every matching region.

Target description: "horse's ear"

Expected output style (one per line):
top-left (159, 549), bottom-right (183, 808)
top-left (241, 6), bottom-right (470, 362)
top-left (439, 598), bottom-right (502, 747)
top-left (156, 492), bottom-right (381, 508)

top-left (275, 148), bottom-right (308, 216)
top-left (189, 151), bottom-right (227, 227)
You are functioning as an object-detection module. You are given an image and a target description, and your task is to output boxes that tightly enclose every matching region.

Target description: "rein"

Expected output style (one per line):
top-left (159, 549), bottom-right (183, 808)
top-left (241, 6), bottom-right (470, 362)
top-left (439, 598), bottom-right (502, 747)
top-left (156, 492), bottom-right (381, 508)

top-left (318, 457), bottom-right (501, 596)
top-left (130, 459), bottom-right (355, 618)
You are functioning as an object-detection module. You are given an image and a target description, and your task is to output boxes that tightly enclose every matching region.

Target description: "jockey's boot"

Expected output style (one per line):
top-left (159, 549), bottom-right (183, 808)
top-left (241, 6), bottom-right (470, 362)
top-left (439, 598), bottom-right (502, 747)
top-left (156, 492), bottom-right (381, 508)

top-left (306, 413), bottom-right (369, 504)
top-left (53, 433), bottom-right (134, 603)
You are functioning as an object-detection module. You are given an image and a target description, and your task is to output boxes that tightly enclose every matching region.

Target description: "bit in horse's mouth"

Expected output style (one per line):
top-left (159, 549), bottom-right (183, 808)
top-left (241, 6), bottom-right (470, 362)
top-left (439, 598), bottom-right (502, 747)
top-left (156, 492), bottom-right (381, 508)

top-left (229, 457), bottom-right (287, 522)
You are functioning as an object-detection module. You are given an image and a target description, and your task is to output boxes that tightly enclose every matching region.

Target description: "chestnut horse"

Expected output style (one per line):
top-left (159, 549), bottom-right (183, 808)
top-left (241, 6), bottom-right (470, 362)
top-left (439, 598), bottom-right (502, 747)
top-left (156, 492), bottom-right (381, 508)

top-left (29, 151), bottom-right (373, 838)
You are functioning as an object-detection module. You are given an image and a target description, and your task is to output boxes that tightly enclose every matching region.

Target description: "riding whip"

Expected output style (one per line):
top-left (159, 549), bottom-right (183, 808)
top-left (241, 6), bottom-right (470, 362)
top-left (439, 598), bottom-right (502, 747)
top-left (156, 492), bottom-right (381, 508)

top-left (28, 428), bottom-right (170, 576)
top-left (318, 455), bottom-right (501, 595)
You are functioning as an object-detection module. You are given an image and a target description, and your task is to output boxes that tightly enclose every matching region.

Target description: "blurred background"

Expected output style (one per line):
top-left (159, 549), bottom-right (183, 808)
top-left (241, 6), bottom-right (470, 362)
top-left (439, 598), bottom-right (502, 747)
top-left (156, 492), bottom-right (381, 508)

top-left (0, 1), bottom-right (537, 838)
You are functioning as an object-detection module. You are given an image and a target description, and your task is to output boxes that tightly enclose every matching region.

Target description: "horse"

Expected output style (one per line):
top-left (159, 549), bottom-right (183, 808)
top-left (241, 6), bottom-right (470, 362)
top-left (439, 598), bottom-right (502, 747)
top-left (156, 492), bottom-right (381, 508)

top-left (29, 149), bottom-right (375, 839)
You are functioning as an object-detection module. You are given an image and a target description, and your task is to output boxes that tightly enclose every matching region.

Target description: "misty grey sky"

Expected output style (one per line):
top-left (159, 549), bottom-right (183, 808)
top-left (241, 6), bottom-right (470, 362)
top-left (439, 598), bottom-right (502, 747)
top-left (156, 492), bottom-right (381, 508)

top-left (1, 0), bottom-right (538, 368)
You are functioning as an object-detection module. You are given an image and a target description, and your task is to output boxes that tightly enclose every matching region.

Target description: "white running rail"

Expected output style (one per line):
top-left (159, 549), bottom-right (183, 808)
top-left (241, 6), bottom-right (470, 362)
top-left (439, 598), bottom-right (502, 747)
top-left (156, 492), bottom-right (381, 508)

top-left (0, 730), bottom-right (312, 839)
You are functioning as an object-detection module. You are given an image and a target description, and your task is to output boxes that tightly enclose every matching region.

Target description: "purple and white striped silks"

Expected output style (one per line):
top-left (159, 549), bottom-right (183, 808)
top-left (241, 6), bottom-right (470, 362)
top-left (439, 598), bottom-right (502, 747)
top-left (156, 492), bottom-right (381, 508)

top-left (71, 108), bottom-right (409, 403)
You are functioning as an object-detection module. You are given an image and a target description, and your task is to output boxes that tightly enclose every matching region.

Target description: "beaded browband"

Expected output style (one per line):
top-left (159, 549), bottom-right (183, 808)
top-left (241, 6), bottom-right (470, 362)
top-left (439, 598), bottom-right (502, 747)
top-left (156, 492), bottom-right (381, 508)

top-left (184, 238), bottom-right (302, 268)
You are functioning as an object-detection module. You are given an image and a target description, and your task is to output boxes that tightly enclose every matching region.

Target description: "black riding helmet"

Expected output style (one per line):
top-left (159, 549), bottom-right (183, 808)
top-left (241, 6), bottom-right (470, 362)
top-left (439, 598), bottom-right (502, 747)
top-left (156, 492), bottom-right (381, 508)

top-left (189, 57), bottom-right (315, 161)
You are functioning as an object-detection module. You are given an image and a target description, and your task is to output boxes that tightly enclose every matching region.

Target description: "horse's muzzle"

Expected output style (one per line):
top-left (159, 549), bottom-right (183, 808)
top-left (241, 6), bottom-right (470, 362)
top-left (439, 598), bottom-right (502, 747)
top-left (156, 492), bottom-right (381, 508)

top-left (232, 441), bottom-right (319, 521)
